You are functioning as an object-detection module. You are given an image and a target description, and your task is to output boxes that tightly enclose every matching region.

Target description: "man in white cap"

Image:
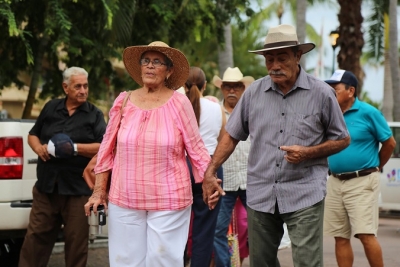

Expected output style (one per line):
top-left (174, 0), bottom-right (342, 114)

top-left (212, 67), bottom-right (253, 267)
top-left (324, 70), bottom-right (395, 267)
top-left (203, 24), bottom-right (350, 267)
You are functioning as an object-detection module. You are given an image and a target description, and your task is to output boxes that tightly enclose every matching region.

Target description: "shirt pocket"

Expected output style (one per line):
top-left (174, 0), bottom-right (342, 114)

top-left (290, 113), bottom-right (321, 140)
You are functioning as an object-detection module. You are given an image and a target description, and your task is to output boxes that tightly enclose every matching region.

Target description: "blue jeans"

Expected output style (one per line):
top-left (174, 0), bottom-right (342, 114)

top-left (213, 190), bottom-right (246, 267)
top-left (186, 157), bottom-right (223, 267)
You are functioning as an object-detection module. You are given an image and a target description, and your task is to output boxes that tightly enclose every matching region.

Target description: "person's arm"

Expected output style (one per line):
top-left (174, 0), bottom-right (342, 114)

top-left (28, 134), bottom-right (51, 162)
top-left (378, 136), bottom-right (396, 170)
top-left (75, 143), bottom-right (101, 158)
top-left (217, 106), bottom-right (227, 142)
top-left (279, 136), bottom-right (350, 164)
top-left (203, 132), bottom-right (239, 208)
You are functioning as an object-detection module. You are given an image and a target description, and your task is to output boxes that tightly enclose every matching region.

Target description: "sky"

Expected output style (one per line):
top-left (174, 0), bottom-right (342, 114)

top-left (259, 1), bottom-right (398, 102)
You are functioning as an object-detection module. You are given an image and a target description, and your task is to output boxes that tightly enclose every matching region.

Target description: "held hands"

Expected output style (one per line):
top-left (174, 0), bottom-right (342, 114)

top-left (279, 145), bottom-right (309, 164)
top-left (202, 173), bottom-right (225, 210)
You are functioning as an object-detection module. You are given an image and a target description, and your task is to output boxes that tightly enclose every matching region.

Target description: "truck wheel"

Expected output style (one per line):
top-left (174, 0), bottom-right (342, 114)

top-left (0, 238), bottom-right (24, 267)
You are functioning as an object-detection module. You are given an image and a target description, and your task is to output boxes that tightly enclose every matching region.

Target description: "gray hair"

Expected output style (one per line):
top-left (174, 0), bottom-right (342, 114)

top-left (62, 67), bottom-right (88, 85)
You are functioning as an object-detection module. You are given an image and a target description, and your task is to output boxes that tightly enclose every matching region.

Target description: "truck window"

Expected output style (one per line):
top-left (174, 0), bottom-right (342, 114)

top-left (391, 127), bottom-right (400, 158)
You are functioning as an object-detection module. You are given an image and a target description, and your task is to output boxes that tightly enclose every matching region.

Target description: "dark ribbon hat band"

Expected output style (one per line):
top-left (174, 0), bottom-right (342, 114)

top-left (263, 41), bottom-right (299, 49)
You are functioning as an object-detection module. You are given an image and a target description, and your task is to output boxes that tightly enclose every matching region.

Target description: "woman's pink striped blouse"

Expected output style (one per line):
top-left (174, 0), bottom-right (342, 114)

top-left (95, 91), bottom-right (211, 210)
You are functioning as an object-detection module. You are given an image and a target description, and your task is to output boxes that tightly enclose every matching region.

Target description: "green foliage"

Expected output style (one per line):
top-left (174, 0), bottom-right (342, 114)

top-left (0, 0), bottom-right (253, 112)
top-left (360, 90), bottom-right (381, 109)
top-left (364, 0), bottom-right (387, 62)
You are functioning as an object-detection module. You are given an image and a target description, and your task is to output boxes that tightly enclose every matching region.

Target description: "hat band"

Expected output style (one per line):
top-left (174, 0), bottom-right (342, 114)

top-left (263, 41), bottom-right (299, 49)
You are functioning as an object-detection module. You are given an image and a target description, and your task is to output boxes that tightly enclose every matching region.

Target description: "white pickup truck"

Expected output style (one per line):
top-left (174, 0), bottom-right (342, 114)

top-left (0, 119), bottom-right (36, 265)
top-left (379, 122), bottom-right (400, 212)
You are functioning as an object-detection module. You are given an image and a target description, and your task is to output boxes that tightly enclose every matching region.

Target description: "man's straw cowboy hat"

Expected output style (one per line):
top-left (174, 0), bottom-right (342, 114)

top-left (249, 24), bottom-right (315, 55)
top-left (212, 67), bottom-right (254, 89)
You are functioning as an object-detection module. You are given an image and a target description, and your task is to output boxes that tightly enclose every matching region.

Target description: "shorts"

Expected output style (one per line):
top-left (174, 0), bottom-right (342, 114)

top-left (324, 171), bottom-right (380, 239)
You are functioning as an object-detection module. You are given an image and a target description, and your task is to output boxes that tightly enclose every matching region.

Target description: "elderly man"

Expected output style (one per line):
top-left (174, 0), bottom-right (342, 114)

top-left (203, 24), bottom-right (350, 267)
top-left (212, 67), bottom-right (253, 267)
top-left (324, 70), bottom-right (395, 267)
top-left (19, 67), bottom-right (106, 267)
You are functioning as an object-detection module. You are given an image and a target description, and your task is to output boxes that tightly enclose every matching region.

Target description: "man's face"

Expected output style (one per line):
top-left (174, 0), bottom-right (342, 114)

top-left (63, 74), bottom-right (88, 105)
top-left (263, 47), bottom-right (301, 87)
top-left (220, 82), bottom-right (245, 107)
top-left (329, 83), bottom-right (354, 105)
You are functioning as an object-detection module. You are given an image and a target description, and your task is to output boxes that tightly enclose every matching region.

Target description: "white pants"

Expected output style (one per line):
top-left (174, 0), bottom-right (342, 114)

top-left (108, 202), bottom-right (191, 267)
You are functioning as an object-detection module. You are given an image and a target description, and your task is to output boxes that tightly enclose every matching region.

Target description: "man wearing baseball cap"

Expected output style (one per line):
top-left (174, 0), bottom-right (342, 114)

top-left (324, 69), bottom-right (396, 267)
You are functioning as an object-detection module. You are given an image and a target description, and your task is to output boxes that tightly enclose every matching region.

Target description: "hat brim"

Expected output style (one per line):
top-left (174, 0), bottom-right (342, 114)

top-left (123, 45), bottom-right (189, 90)
top-left (324, 79), bottom-right (341, 84)
top-left (212, 76), bottom-right (254, 89)
top-left (248, 43), bottom-right (315, 55)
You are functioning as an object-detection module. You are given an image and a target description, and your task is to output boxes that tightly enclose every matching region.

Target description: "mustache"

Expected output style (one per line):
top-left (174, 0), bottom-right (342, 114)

top-left (270, 71), bottom-right (285, 75)
top-left (227, 94), bottom-right (237, 98)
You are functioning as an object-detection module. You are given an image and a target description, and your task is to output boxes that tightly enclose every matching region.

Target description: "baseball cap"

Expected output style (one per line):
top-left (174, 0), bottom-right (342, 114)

top-left (325, 69), bottom-right (358, 88)
top-left (47, 133), bottom-right (74, 158)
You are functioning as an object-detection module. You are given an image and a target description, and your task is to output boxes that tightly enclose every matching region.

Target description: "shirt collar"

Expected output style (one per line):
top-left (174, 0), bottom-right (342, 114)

top-left (346, 97), bottom-right (360, 112)
top-left (56, 97), bottom-right (90, 113)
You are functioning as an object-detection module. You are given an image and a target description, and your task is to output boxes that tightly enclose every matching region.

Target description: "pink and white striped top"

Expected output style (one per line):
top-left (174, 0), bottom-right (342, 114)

top-left (95, 91), bottom-right (211, 210)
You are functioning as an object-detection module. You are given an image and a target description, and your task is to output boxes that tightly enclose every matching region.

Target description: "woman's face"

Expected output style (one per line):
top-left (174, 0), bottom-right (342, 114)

top-left (140, 51), bottom-right (173, 88)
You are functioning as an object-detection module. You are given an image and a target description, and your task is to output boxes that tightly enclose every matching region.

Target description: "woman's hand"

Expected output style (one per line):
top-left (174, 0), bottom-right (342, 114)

top-left (83, 171), bottom-right (110, 216)
top-left (84, 188), bottom-right (108, 216)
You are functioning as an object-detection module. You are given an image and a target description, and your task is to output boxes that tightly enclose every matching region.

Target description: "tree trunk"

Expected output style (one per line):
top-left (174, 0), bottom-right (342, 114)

top-left (218, 23), bottom-right (234, 77)
top-left (22, 36), bottom-right (48, 119)
top-left (337, 0), bottom-right (364, 94)
top-left (389, 0), bottom-right (400, 121)
top-left (382, 51), bottom-right (393, 121)
top-left (296, 0), bottom-right (307, 69)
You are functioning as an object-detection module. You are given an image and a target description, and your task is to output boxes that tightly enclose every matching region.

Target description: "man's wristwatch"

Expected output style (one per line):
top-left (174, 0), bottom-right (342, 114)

top-left (73, 144), bottom-right (78, 156)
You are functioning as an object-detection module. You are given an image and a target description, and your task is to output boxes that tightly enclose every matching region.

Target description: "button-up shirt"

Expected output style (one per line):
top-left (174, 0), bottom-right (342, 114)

top-left (30, 98), bottom-right (106, 196)
top-left (226, 67), bottom-right (349, 214)
top-left (221, 101), bottom-right (250, 191)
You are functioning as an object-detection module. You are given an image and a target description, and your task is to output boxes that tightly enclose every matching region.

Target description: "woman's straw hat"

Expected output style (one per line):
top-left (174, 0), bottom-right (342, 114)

top-left (123, 41), bottom-right (189, 90)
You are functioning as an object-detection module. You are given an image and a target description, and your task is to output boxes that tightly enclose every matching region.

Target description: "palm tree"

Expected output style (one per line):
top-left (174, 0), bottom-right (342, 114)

top-left (336, 0), bottom-right (364, 92)
top-left (296, 0), bottom-right (307, 68)
top-left (389, 0), bottom-right (400, 120)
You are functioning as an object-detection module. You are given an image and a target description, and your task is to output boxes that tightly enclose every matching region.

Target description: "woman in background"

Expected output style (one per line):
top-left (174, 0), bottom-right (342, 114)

top-left (184, 66), bottom-right (226, 267)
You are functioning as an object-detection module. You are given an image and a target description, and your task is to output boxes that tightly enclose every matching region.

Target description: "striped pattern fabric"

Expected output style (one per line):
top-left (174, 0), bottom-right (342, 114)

top-left (225, 68), bottom-right (349, 214)
top-left (221, 101), bottom-right (250, 191)
top-left (95, 91), bottom-right (211, 211)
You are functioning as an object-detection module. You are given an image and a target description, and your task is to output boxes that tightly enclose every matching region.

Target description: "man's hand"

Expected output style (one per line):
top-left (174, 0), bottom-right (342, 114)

top-left (202, 173), bottom-right (225, 210)
top-left (34, 144), bottom-right (51, 162)
top-left (280, 145), bottom-right (309, 164)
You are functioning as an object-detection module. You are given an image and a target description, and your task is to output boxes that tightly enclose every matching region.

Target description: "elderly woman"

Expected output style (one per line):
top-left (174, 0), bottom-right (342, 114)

top-left (84, 41), bottom-right (217, 267)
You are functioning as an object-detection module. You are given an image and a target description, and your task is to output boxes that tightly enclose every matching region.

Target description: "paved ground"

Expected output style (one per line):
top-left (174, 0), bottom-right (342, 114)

top-left (48, 217), bottom-right (400, 267)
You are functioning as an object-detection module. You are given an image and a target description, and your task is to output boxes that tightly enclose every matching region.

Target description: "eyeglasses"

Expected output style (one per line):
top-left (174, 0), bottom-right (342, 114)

top-left (140, 58), bottom-right (167, 67)
top-left (221, 83), bottom-right (244, 91)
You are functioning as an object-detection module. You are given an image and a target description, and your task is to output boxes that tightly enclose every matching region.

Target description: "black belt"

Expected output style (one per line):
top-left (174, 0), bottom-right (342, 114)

top-left (331, 167), bottom-right (379, 180)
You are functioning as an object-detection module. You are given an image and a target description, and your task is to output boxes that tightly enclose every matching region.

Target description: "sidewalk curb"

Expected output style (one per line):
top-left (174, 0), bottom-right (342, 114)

top-left (52, 239), bottom-right (108, 254)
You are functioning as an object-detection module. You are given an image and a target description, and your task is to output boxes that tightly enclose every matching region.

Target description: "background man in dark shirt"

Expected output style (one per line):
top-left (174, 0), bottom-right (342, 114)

top-left (18, 67), bottom-right (106, 267)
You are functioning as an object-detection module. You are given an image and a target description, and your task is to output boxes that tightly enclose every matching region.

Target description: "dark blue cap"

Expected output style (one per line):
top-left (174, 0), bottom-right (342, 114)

top-left (325, 69), bottom-right (358, 88)
top-left (48, 133), bottom-right (74, 158)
